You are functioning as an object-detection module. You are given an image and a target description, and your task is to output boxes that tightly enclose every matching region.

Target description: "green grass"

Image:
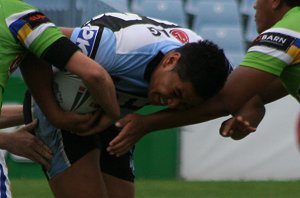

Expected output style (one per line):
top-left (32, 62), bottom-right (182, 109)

top-left (10, 178), bottom-right (300, 198)
top-left (11, 178), bottom-right (51, 198)
top-left (136, 180), bottom-right (300, 198)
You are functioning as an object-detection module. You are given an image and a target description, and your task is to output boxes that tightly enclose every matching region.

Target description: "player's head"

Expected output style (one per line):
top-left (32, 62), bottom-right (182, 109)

top-left (254, 0), bottom-right (300, 33)
top-left (148, 40), bottom-right (231, 110)
top-left (174, 40), bottom-right (231, 99)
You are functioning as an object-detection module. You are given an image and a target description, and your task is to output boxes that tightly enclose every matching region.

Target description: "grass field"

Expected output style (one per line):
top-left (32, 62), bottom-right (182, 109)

top-left (10, 178), bottom-right (300, 198)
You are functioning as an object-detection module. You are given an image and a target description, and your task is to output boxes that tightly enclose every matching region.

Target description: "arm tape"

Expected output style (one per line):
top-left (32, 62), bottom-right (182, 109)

top-left (41, 37), bottom-right (80, 69)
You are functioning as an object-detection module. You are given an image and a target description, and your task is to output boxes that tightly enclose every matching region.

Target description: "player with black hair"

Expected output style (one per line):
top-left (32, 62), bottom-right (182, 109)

top-left (20, 12), bottom-right (233, 198)
top-left (107, 0), bottom-right (300, 154)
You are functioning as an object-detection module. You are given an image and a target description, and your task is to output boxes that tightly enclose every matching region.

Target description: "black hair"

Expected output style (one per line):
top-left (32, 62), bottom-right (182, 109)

top-left (174, 40), bottom-right (232, 100)
top-left (283, 0), bottom-right (300, 7)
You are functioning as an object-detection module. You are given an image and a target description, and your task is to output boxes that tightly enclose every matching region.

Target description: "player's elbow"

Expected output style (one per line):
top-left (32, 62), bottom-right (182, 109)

top-left (79, 63), bottom-right (113, 88)
top-left (82, 68), bottom-right (106, 85)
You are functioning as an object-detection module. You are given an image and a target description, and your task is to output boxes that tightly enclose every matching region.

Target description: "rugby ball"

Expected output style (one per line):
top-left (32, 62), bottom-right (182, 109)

top-left (53, 71), bottom-right (99, 114)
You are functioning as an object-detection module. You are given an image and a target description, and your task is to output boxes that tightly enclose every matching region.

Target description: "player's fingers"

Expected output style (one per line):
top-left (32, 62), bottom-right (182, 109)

top-left (108, 127), bottom-right (129, 148)
top-left (82, 111), bottom-right (102, 128)
top-left (37, 143), bottom-right (53, 161)
top-left (107, 135), bottom-right (125, 153)
top-left (115, 114), bottom-right (132, 128)
top-left (36, 156), bottom-right (51, 169)
top-left (27, 150), bottom-right (50, 169)
top-left (247, 126), bottom-right (256, 133)
top-left (106, 129), bottom-right (132, 155)
top-left (72, 112), bottom-right (100, 133)
top-left (115, 146), bottom-right (131, 157)
top-left (236, 116), bottom-right (257, 132)
top-left (220, 118), bottom-right (235, 137)
top-left (23, 119), bottom-right (38, 130)
top-left (236, 116), bottom-right (250, 126)
top-left (83, 114), bottom-right (113, 136)
top-left (108, 140), bottom-right (130, 156)
top-left (29, 142), bottom-right (52, 167)
top-left (36, 155), bottom-right (51, 169)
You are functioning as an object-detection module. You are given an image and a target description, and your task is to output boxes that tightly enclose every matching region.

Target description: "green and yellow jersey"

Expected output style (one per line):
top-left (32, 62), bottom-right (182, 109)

top-left (241, 7), bottom-right (300, 102)
top-left (0, 0), bottom-right (77, 107)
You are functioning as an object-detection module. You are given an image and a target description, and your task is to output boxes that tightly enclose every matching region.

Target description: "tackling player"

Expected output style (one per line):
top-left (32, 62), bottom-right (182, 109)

top-left (20, 12), bottom-right (233, 198)
top-left (0, 0), bottom-right (120, 197)
top-left (107, 0), bottom-right (300, 155)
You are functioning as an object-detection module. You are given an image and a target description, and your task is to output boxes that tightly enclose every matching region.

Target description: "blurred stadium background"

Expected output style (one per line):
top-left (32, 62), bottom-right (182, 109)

top-left (4, 0), bottom-right (300, 197)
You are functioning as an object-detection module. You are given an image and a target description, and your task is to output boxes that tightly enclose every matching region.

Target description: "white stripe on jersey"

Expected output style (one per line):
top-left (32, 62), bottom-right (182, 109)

top-left (248, 45), bottom-right (293, 64)
top-left (91, 12), bottom-right (180, 27)
top-left (24, 22), bottom-right (56, 48)
top-left (5, 9), bottom-right (36, 26)
top-left (0, 151), bottom-right (11, 198)
top-left (92, 12), bottom-right (143, 22)
top-left (263, 27), bottom-right (300, 38)
top-left (114, 25), bottom-right (203, 54)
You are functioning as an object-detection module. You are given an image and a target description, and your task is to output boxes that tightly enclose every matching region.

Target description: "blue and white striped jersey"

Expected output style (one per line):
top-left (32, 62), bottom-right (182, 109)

top-left (70, 12), bottom-right (203, 115)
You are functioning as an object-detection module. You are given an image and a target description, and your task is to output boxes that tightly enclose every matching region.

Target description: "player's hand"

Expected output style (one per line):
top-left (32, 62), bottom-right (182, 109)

top-left (107, 113), bottom-right (148, 156)
top-left (53, 110), bottom-right (103, 134)
top-left (2, 120), bottom-right (53, 169)
top-left (219, 116), bottom-right (256, 140)
top-left (75, 113), bottom-right (114, 136)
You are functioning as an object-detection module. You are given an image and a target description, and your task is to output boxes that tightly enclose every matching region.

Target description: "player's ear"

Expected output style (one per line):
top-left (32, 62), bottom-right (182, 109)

top-left (163, 52), bottom-right (181, 71)
top-left (273, 0), bottom-right (281, 9)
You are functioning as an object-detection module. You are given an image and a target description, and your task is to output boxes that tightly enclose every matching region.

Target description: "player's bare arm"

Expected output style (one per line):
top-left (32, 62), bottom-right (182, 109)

top-left (60, 27), bottom-right (120, 119)
top-left (20, 53), bottom-right (103, 133)
top-left (219, 78), bottom-right (288, 140)
top-left (65, 50), bottom-right (120, 120)
top-left (108, 66), bottom-right (280, 155)
top-left (219, 96), bottom-right (265, 140)
top-left (0, 106), bottom-right (53, 168)
top-left (0, 105), bottom-right (24, 129)
top-left (0, 119), bottom-right (52, 169)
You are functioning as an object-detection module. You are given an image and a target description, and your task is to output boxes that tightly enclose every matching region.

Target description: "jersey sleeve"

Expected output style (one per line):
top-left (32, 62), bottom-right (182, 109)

top-left (4, 1), bottom-right (63, 56)
top-left (3, 0), bottom-right (80, 68)
top-left (240, 29), bottom-right (300, 76)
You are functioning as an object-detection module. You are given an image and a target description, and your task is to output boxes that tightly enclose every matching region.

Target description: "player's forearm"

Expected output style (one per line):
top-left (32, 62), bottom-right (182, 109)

top-left (143, 100), bottom-right (229, 132)
top-left (20, 54), bottom-right (64, 125)
top-left (60, 28), bottom-right (120, 119)
top-left (0, 132), bottom-right (10, 150)
top-left (65, 51), bottom-right (120, 119)
top-left (59, 27), bottom-right (73, 39)
top-left (259, 78), bottom-right (288, 104)
top-left (234, 96), bottom-right (266, 128)
top-left (0, 105), bottom-right (24, 129)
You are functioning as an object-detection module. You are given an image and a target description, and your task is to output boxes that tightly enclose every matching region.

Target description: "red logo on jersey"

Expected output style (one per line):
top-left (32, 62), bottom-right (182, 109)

top-left (170, 29), bottom-right (189, 44)
top-left (29, 14), bottom-right (46, 21)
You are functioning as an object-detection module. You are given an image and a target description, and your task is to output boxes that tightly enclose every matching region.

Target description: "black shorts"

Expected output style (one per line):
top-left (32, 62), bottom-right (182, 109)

top-left (23, 91), bottom-right (135, 182)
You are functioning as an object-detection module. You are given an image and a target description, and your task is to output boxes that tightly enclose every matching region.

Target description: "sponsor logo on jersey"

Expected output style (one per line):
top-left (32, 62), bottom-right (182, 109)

top-left (76, 26), bottom-right (99, 57)
top-left (20, 11), bottom-right (50, 29)
top-left (251, 32), bottom-right (295, 52)
top-left (8, 11), bottom-right (51, 45)
top-left (170, 29), bottom-right (189, 44)
top-left (288, 38), bottom-right (300, 65)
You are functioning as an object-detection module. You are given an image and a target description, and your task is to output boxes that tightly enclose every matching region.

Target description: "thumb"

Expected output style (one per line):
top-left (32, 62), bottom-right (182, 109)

top-left (23, 119), bottom-right (38, 132)
top-left (25, 119), bottom-right (38, 128)
top-left (115, 115), bottom-right (132, 128)
top-left (219, 118), bottom-right (235, 137)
